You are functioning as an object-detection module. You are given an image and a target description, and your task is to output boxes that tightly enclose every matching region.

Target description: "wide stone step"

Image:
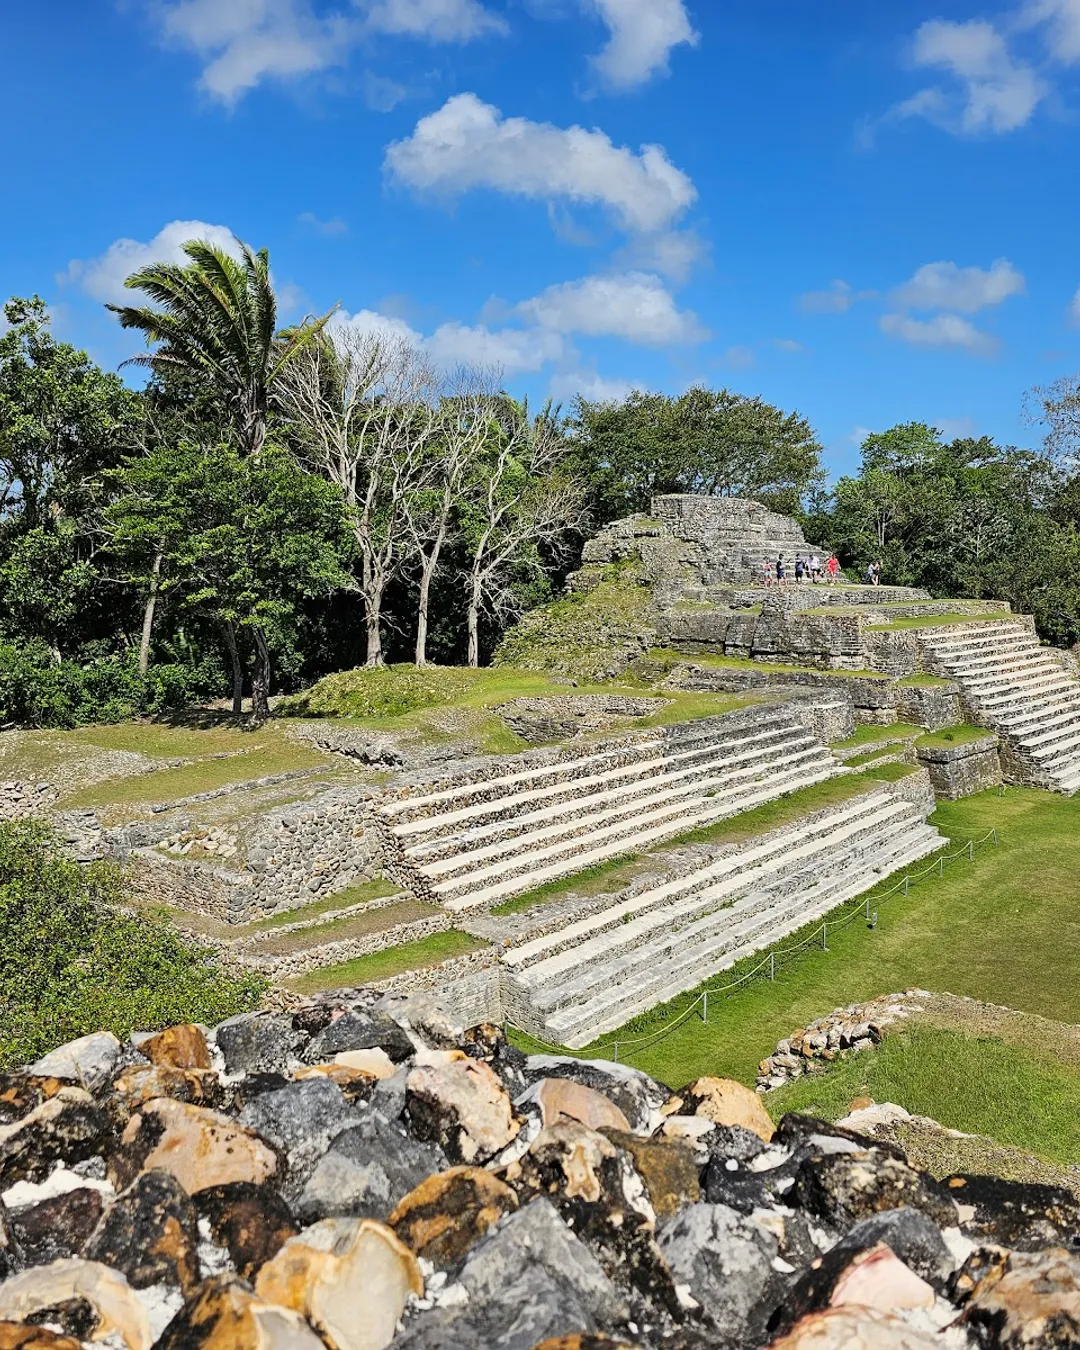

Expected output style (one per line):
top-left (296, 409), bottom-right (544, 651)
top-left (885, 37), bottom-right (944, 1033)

top-left (919, 621), bottom-right (1030, 651)
top-left (1031, 726), bottom-right (1080, 765)
top-left (1002, 698), bottom-right (1080, 736)
top-left (1018, 711), bottom-right (1080, 753)
top-left (390, 719), bottom-right (809, 843)
top-left (418, 742), bottom-right (830, 883)
top-left (506, 789), bottom-right (900, 975)
top-left (401, 726), bottom-right (820, 858)
top-left (442, 761), bottom-right (842, 912)
top-left (432, 753), bottom-right (839, 903)
top-left (520, 812), bottom-right (920, 1007)
top-left (957, 654), bottom-right (1064, 686)
top-left (967, 671), bottom-right (1077, 707)
top-left (540, 824), bottom-right (944, 1047)
top-left (926, 633), bottom-right (1038, 663)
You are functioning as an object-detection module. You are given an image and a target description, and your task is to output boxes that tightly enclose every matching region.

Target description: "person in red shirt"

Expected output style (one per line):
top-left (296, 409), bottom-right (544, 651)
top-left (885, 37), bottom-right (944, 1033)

top-left (826, 554), bottom-right (839, 584)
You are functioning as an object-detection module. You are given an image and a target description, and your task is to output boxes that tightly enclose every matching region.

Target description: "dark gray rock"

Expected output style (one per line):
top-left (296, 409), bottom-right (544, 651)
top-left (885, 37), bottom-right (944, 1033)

top-left (237, 1077), bottom-right (360, 1190)
top-left (395, 1198), bottom-right (629, 1350)
top-left (10, 1188), bottom-right (103, 1265)
top-left (82, 1169), bottom-right (201, 1292)
top-left (840, 1207), bottom-right (956, 1286)
top-left (214, 1014), bottom-right (303, 1076)
top-left (194, 1182), bottom-right (298, 1281)
top-left (705, 1124), bottom-right (770, 1166)
top-left (521, 1056), bottom-right (668, 1134)
top-left (0, 1197), bottom-right (23, 1277)
top-left (793, 1150), bottom-right (957, 1232)
top-left (657, 1202), bottom-right (782, 1349)
top-left (0, 1095), bottom-right (113, 1187)
top-left (294, 1110), bottom-right (446, 1223)
top-left (301, 1010), bottom-right (415, 1065)
top-left (939, 1172), bottom-right (1080, 1252)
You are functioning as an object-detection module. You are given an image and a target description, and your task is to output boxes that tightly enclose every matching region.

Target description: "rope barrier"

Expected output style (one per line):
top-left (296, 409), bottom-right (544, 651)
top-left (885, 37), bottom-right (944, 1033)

top-left (505, 827), bottom-right (999, 1065)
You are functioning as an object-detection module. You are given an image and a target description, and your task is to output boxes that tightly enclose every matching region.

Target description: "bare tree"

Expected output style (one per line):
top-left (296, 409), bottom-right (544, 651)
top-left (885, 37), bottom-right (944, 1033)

top-left (1027, 376), bottom-right (1080, 467)
top-left (402, 367), bottom-right (500, 666)
top-left (278, 325), bottom-right (439, 665)
top-left (460, 402), bottom-right (587, 667)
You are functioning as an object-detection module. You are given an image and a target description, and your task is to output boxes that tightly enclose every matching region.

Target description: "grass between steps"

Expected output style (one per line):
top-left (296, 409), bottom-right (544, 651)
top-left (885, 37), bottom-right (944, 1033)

top-left (916, 725), bottom-right (994, 750)
top-left (861, 762), bottom-right (920, 782)
top-left (864, 613), bottom-right (1008, 632)
top-left (248, 898), bottom-right (439, 955)
top-left (489, 775), bottom-right (880, 917)
top-left (515, 787), bottom-right (1080, 1094)
top-left (897, 674), bottom-right (955, 688)
top-left (646, 649), bottom-right (888, 681)
top-left (845, 747), bottom-right (905, 767)
top-left (247, 878), bottom-right (401, 931)
top-left (831, 724), bottom-right (922, 751)
top-left (766, 1024), bottom-right (1080, 1172)
top-left (286, 929), bottom-right (485, 994)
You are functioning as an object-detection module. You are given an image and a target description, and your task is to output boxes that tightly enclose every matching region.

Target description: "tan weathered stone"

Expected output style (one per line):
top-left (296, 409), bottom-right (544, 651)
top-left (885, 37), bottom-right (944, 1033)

top-left (0, 1327), bottom-right (82, 1350)
top-left (332, 1048), bottom-right (397, 1079)
top-left (0, 1259), bottom-right (150, 1350)
top-left (154, 1277), bottom-right (326, 1350)
top-left (111, 1098), bottom-right (277, 1194)
top-left (667, 1077), bottom-right (775, 1142)
top-left (388, 1166), bottom-right (518, 1266)
top-left (601, 1130), bottom-right (699, 1218)
top-left (406, 1059), bottom-right (519, 1163)
top-left (770, 1307), bottom-right (941, 1350)
top-left (535, 1079), bottom-right (631, 1134)
top-left (961, 1247), bottom-right (1080, 1350)
top-left (139, 1024), bottom-right (212, 1071)
top-left (256, 1218), bottom-right (422, 1350)
top-left (111, 1063), bottom-right (218, 1109)
top-left (829, 1243), bottom-right (935, 1313)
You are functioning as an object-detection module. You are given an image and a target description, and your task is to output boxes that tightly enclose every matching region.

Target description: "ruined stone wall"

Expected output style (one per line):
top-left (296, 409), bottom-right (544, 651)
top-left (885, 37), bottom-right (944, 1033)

top-left (895, 684), bottom-right (962, 731)
top-left (916, 736), bottom-right (1003, 800)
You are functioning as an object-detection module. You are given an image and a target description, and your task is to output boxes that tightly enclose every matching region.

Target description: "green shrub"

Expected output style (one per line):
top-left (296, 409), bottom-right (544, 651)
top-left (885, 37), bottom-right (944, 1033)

top-left (0, 820), bottom-right (264, 1065)
top-left (0, 639), bottom-right (221, 728)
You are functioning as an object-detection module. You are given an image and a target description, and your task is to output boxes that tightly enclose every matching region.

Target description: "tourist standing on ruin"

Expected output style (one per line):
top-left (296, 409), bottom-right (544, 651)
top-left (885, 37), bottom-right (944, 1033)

top-left (810, 552), bottom-right (821, 583)
top-left (763, 558), bottom-right (773, 588)
top-left (826, 554), bottom-right (839, 584)
top-left (873, 561), bottom-right (882, 586)
top-left (794, 554), bottom-right (805, 584)
top-left (776, 553), bottom-right (785, 585)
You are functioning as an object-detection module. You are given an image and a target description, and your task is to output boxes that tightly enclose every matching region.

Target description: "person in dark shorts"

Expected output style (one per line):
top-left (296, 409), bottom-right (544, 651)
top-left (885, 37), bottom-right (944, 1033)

top-left (776, 554), bottom-right (785, 584)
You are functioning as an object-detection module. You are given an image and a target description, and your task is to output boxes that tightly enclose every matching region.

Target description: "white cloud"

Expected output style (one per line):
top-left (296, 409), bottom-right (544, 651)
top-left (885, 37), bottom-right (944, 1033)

top-left (799, 279), bottom-right (875, 314)
top-left (549, 369), bottom-right (636, 403)
top-left (362, 0), bottom-right (505, 40)
top-left (425, 323), bottom-right (565, 373)
top-left (1069, 286), bottom-right (1080, 325)
top-left (153, 0), bottom-right (505, 102)
top-left (588, 0), bottom-right (697, 90)
top-left (879, 312), bottom-right (998, 355)
top-left (362, 71), bottom-right (408, 111)
top-left (894, 18), bottom-right (1047, 134)
top-left (156, 0), bottom-right (351, 103)
top-left (1023, 0), bottom-right (1080, 62)
top-left (298, 211), bottom-right (348, 235)
top-left (384, 93), bottom-right (697, 234)
top-left (613, 229), bottom-right (708, 282)
top-left (773, 338), bottom-right (805, 353)
top-left (722, 345), bottom-right (755, 368)
top-left (63, 219), bottom-right (239, 305)
top-left (331, 308), bottom-right (425, 347)
top-left (890, 258), bottom-right (1026, 313)
top-left (516, 272), bottom-right (707, 344)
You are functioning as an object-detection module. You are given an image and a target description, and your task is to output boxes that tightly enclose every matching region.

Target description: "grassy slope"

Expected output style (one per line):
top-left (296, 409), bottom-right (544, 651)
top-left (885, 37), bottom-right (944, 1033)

top-left (287, 930), bottom-right (484, 994)
top-left (768, 1023), bottom-right (1080, 1169)
top-left (865, 613), bottom-right (1005, 631)
top-left (544, 788), bottom-right (1080, 1089)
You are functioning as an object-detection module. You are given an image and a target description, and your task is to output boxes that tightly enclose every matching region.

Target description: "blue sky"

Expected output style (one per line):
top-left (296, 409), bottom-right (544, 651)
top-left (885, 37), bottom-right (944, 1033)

top-left (3, 0), bottom-right (1080, 476)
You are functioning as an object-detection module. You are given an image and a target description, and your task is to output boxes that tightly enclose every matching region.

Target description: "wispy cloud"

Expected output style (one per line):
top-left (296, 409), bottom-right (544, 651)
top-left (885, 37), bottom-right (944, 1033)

top-left (298, 211), bottom-right (348, 236)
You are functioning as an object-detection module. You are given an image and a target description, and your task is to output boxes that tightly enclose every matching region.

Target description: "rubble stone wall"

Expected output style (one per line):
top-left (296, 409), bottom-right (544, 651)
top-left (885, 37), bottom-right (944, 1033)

top-left (916, 736), bottom-right (1003, 800)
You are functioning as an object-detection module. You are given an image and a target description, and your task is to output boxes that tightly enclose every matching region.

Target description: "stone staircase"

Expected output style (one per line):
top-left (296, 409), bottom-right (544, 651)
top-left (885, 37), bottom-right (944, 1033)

top-left (917, 620), bottom-right (1080, 793)
top-left (503, 785), bottom-right (944, 1047)
top-left (376, 707), bottom-right (843, 912)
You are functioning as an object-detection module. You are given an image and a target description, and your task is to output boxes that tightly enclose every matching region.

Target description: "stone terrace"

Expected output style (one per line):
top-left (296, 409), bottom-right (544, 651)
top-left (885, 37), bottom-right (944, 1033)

top-left (374, 705), bottom-right (842, 912)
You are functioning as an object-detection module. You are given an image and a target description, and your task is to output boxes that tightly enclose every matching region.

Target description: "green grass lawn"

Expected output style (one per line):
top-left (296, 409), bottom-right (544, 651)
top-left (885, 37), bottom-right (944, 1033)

top-left (861, 762), bottom-right (920, 782)
top-left (287, 929), bottom-right (485, 994)
top-left (646, 648), bottom-right (888, 681)
top-left (897, 674), bottom-right (955, 688)
top-left (845, 746), bottom-right (905, 767)
top-left (768, 1024), bottom-right (1080, 1169)
top-left (520, 788), bottom-right (1080, 1090)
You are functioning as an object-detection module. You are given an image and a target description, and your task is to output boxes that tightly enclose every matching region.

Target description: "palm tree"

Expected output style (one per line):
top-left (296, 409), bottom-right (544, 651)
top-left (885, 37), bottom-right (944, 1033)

top-left (108, 236), bottom-right (329, 458)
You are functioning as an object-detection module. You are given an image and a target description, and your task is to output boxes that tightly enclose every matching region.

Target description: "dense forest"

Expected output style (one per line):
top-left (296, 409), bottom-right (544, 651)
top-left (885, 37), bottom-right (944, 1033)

top-left (3, 234), bottom-right (1080, 729)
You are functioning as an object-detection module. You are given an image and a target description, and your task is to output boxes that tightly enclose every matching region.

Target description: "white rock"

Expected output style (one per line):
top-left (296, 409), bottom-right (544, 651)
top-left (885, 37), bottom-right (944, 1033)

top-left (31, 1032), bottom-right (122, 1088)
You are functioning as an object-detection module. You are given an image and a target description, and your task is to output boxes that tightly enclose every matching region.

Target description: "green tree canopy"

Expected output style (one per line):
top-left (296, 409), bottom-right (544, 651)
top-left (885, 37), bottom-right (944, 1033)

top-left (568, 386), bottom-right (824, 522)
top-left (109, 440), bottom-right (353, 720)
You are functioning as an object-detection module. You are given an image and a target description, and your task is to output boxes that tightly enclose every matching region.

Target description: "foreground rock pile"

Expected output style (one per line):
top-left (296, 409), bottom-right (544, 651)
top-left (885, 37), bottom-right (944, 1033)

top-left (0, 994), bottom-right (1077, 1350)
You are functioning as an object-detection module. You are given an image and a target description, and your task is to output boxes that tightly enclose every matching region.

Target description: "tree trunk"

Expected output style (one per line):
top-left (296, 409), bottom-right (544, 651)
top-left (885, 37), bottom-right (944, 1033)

top-left (415, 558), bottom-right (438, 667)
top-left (222, 621), bottom-right (244, 715)
top-left (251, 627), bottom-right (272, 725)
top-left (365, 593), bottom-right (384, 666)
top-left (138, 551), bottom-right (163, 676)
top-left (466, 573), bottom-right (483, 668)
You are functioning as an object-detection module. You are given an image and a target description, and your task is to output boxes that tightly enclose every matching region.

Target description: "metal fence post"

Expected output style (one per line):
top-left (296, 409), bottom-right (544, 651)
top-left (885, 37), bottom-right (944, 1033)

top-left (702, 992), bottom-right (708, 1024)
top-left (938, 855), bottom-right (944, 877)
top-left (821, 924), bottom-right (828, 952)
top-left (613, 1043), bottom-right (619, 1063)
top-left (903, 876), bottom-right (910, 896)
top-left (770, 952), bottom-right (776, 981)
top-left (968, 839), bottom-right (975, 862)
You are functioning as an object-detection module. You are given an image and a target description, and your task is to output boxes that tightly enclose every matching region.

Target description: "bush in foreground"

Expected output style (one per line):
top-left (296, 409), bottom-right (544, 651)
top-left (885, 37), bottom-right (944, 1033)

top-left (0, 820), bottom-right (265, 1065)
